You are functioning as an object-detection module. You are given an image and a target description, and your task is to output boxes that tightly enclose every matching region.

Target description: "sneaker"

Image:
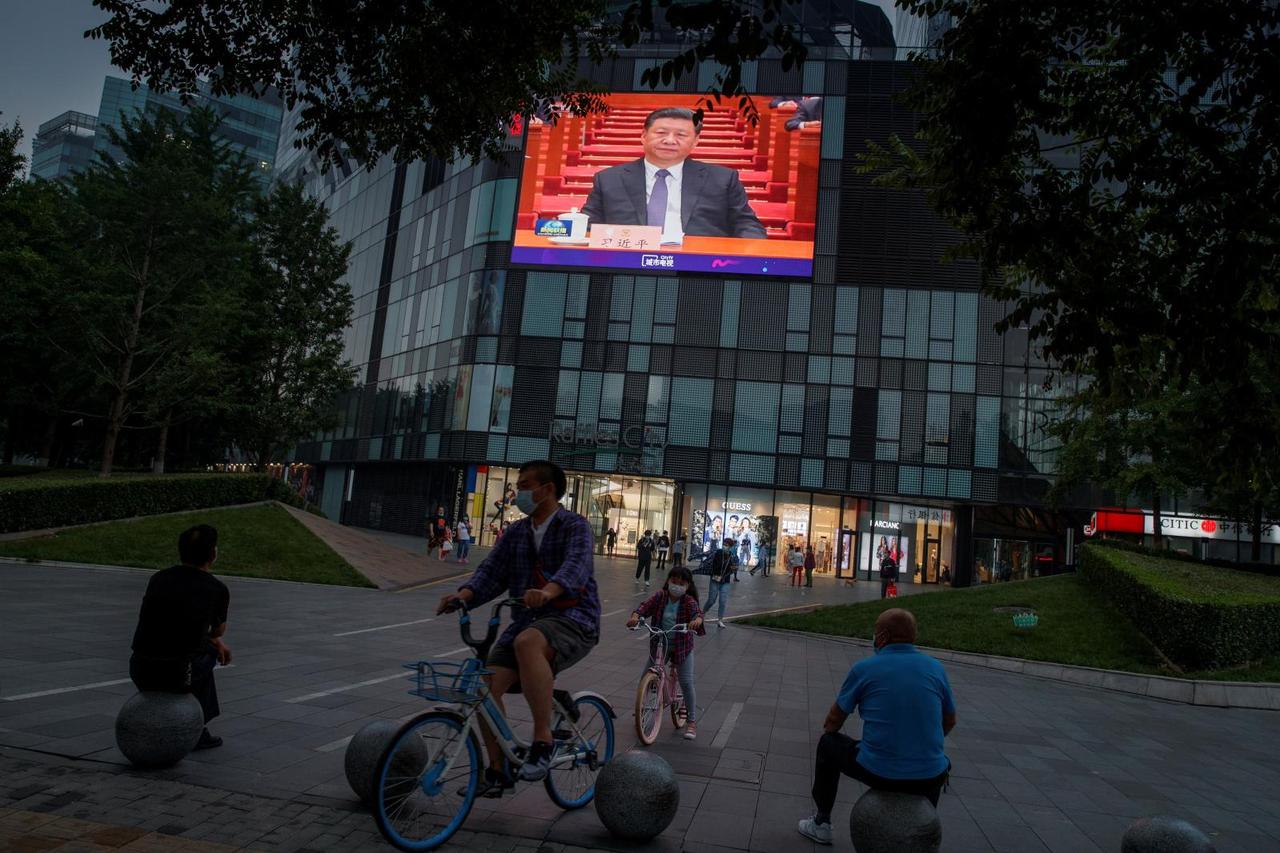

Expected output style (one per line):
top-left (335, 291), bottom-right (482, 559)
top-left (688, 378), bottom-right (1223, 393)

top-left (469, 767), bottom-right (515, 798)
top-left (645, 581), bottom-right (650, 588)
top-left (517, 740), bottom-right (554, 781)
top-left (683, 721), bottom-right (698, 740)
top-left (716, 618), bottom-right (726, 629)
top-left (797, 816), bottom-right (833, 845)
top-left (193, 728), bottom-right (223, 750)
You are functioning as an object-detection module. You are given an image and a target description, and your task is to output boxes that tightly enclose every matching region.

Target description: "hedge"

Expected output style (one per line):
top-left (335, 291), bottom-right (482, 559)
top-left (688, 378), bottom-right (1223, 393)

top-left (1090, 536), bottom-right (1278, 578)
top-left (1079, 543), bottom-right (1280, 670)
top-left (0, 473), bottom-right (307, 533)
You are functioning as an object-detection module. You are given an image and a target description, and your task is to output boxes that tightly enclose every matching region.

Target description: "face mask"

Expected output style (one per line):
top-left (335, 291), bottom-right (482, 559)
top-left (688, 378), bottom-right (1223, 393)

top-left (514, 488), bottom-right (539, 515)
top-left (668, 584), bottom-right (687, 597)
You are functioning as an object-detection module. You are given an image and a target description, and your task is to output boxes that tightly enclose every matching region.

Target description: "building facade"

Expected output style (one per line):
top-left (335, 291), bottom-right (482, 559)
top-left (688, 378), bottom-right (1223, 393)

top-left (288, 32), bottom-right (1084, 587)
top-left (30, 78), bottom-right (283, 185)
top-left (29, 111), bottom-right (99, 181)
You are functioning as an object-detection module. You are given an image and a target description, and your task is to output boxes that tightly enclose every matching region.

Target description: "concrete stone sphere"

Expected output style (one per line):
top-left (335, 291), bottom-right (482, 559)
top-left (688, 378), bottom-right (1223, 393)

top-left (594, 750), bottom-right (680, 840)
top-left (1122, 816), bottom-right (1216, 853)
top-left (115, 691), bottom-right (204, 768)
top-left (345, 720), bottom-right (430, 806)
top-left (849, 789), bottom-right (942, 853)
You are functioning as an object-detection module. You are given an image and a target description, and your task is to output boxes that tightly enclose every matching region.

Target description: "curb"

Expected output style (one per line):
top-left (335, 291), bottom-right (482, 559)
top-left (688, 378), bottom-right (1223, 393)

top-left (0, 556), bottom-right (385, 591)
top-left (741, 625), bottom-right (1280, 712)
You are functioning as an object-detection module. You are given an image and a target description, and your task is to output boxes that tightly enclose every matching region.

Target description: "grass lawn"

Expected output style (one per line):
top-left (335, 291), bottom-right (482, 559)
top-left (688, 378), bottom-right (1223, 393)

top-left (0, 503), bottom-right (374, 588)
top-left (742, 575), bottom-right (1280, 683)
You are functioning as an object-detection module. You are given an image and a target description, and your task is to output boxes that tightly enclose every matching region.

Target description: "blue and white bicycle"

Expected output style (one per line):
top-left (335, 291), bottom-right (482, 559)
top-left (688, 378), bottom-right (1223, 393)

top-left (372, 599), bottom-right (616, 851)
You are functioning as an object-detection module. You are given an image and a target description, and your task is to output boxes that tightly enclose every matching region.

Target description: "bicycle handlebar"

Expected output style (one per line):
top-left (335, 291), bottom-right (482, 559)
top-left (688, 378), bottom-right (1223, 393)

top-left (628, 618), bottom-right (690, 635)
top-left (456, 597), bottom-right (525, 654)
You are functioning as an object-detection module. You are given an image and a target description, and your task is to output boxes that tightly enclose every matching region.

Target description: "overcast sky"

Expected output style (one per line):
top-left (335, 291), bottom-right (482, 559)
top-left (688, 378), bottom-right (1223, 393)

top-left (0, 1), bottom-right (124, 147)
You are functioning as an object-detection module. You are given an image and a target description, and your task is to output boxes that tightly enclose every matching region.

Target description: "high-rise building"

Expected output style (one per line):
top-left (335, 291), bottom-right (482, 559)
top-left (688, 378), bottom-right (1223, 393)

top-left (29, 111), bottom-right (98, 181)
top-left (94, 76), bottom-right (283, 186)
top-left (284, 9), bottom-right (1278, 579)
top-left (29, 77), bottom-right (284, 185)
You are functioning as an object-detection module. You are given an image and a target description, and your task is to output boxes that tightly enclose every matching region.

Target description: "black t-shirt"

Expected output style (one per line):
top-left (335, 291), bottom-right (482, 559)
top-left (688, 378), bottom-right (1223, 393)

top-left (131, 565), bottom-right (230, 661)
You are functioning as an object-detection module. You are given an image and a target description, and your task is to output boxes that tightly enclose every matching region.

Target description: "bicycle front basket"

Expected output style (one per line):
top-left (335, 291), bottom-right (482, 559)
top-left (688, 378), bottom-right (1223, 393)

top-left (406, 659), bottom-right (489, 704)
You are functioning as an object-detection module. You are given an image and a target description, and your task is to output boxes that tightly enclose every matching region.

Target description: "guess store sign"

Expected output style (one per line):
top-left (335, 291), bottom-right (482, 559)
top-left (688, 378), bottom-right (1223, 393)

top-left (1087, 509), bottom-right (1279, 545)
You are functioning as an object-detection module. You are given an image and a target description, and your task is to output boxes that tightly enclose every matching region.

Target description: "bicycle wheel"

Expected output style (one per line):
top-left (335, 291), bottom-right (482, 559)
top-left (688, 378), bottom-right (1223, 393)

top-left (373, 711), bottom-right (481, 852)
top-left (634, 669), bottom-right (662, 745)
top-left (545, 694), bottom-right (616, 809)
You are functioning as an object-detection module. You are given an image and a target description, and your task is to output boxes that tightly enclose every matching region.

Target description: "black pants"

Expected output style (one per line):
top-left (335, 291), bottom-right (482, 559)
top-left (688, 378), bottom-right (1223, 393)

top-left (129, 648), bottom-right (220, 723)
top-left (635, 555), bottom-right (651, 581)
top-left (812, 732), bottom-right (947, 815)
top-left (656, 551), bottom-right (668, 572)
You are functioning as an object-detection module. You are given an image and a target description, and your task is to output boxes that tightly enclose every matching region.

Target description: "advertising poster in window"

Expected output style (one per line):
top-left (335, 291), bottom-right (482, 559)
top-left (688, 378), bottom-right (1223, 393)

top-left (489, 366), bottom-right (514, 432)
top-left (701, 502), bottom-right (765, 568)
top-left (511, 93), bottom-right (821, 277)
top-left (465, 270), bottom-right (505, 335)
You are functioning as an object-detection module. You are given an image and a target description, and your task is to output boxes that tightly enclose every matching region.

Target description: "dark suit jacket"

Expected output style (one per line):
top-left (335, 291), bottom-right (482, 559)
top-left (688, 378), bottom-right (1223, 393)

top-left (580, 158), bottom-right (766, 239)
top-left (770, 96), bottom-right (824, 130)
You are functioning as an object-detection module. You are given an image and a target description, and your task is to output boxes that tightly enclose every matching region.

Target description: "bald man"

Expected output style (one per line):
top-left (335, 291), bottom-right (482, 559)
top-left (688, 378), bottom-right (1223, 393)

top-left (798, 609), bottom-right (956, 845)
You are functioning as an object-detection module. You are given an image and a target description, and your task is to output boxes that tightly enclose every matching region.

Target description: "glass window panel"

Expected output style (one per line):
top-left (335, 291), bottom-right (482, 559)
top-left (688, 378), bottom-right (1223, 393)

top-left (905, 291), bottom-right (929, 359)
top-left (801, 458), bottom-right (824, 488)
top-left (831, 357), bottom-right (855, 385)
top-left (928, 362), bottom-right (951, 392)
top-left (600, 373), bottom-right (625, 420)
top-left (788, 285), bottom-right (812, 332)
top-left (786, 332), bottom-right (809, 352)
top-left (655, 278), bottom-right (679, 324)
top-left (948, 469), bottom-right (972, 499)
top-left (833, 335), bottom-right (856, 355)
top-left (827, 438), bottom-right (849, 457)
top-left (954, 293), bottom-right (978, 362)
top-left (628, 345), bottom-right (650, 372)
top-left (468, 364), bottom-right (496, 432)
top-left (669, 377), bottom-right (713, 445)
top-left (610, 276), bottom-right (633, 322)
top-left (807, 355), bottom-right (831, 384)
top-left (576, 372), bottom-right (601, 424)
top-left (721, 280), bottom-right (741, 348)
top-left (952, 363), bottom-right (976, 393)
top-left (556, 370), bottom-right (579, 417)
top-left (882, 290), bottom-right (906, 337)
top-left (561, 341), bottom-right (583, 368)
top-left (975, 396), bottom-right (1000, 467)
top-left (828, 387), bottom-right (853, 436)
top-left (630, 277), bottom-right (655, 342)
top-left (520, 272), bottom-right (567, 337)
top-left (646, 375), bottom-right (670, 423)
top-left (877, 391), bottom-right (901, 441)
top-left (930, 291), bottom-right (955, 339)
top-left (732, 381), bottom-right (781, 453)
top-left (780, 384), bottom-right (805, 433)
top-left (925, 393), bottom-right (950, 465)
top-left (898, 466), bottom-right (922, 495)
top-left (730, 453), bottom-right (776, 484)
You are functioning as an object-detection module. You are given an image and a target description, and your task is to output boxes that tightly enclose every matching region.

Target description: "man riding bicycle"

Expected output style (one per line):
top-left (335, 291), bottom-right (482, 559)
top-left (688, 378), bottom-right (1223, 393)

top-left (437, 460), bottom-right (600, 793)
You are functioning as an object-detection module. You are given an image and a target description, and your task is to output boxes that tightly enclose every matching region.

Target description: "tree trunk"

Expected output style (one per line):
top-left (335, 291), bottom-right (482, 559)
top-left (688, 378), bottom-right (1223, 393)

top-left (152, 412), bottom-right (170, 474)
top-left (2, 408), bottom-right (15, 465)
top-left (39, 415), bottom-right (58, 466)
top-left (1251, 500), bottom-right (1263, 563)
top-left (256, 443), bottom-right (273, 472)
top-left (100, 244), bottom-right (150, 477)
top-left (1150, 487), bottom-right (1163, 550)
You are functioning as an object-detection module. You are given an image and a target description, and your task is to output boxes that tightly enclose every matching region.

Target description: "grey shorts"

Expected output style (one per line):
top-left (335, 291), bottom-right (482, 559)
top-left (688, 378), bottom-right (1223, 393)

top-left (487, 616), bottom-right (598, 675)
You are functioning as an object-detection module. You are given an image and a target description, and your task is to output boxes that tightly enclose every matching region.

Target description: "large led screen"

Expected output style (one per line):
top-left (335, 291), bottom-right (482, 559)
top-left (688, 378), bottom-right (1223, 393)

top-left (511, 93), bottom-right (822, 277)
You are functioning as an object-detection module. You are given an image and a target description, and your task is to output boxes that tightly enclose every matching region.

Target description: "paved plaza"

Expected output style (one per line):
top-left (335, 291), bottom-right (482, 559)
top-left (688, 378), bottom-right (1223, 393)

top-left (2, 552), bottom-right (1279, 852)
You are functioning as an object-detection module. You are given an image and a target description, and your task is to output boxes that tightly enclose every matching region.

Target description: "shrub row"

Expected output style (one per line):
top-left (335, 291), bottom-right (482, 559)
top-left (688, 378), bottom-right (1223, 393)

top-left (1079, 544), bottom-right (1280, 670)
top-left (0, 473), bottom-right (306, 533)
top-left (1089, 536), bottom-right (1278, 577)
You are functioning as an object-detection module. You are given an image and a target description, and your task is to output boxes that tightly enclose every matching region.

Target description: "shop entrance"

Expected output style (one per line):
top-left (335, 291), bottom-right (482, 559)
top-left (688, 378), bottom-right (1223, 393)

top-left (473, 465), bottom-right (675, 555)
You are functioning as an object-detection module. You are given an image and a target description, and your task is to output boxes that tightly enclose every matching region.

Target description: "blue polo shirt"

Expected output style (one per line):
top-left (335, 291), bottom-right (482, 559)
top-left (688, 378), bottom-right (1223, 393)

top-left (836, 643), bottom-right (955, 779)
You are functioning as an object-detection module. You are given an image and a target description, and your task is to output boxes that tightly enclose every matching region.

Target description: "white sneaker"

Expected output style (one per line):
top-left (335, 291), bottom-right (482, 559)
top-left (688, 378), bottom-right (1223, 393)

top-left (645, 581), bottom-right (651, 588)
top-left (797, 816), bottom-right (833, 845)
top-left (716, 618), bottom-right (726, 629)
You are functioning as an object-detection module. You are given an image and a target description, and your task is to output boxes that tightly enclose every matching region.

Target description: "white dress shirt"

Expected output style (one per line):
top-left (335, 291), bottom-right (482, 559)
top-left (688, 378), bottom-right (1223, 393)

top-left (644, 159), bottom-right (684, 241)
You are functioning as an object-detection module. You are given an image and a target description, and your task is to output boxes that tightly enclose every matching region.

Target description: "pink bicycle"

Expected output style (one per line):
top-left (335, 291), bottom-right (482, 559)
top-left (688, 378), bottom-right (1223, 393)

top-left (629, 619), bottom-right (690, 744)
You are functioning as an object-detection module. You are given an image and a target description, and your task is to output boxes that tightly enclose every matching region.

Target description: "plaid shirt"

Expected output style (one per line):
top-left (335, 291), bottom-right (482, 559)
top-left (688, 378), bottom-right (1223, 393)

top-left (460, 507), bottom-right (600, 646)
top-left (633, 589), bottom-right (705, 665)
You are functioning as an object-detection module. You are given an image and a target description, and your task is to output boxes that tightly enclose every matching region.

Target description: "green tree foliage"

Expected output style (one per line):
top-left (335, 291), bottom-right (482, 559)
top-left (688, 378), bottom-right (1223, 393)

top-left (867, 0), bottom-right (1280, 552)
top-left (88, 0), bottom-right (807, 166)
top-left (69, 109), bottom-right (257, 475)
top-left (234, 182), bottom-right (355, 469)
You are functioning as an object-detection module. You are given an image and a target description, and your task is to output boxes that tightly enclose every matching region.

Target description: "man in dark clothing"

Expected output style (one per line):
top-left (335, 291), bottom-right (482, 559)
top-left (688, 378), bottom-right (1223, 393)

top-left (428, 505), bottom-right (449, 551)
top-left (130, 524), bottom-right (231, 749)
top-left (635, 529), bottom-right (656, 587)
top-left (879, 553), bottom-right (900, 599)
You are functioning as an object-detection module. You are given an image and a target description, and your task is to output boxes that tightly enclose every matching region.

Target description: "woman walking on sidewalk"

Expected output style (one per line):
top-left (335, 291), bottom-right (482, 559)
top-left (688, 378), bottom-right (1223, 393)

top-left (704, 538), bottom-right (738, 628)
top-left (788, 545), bottom-right (805, 587)
top-left (804, 544), bottom-right (816, 587)
top-left (454, 517), bottom-right (472, 563)
top-left (672, 533), bottom-right (687, 568)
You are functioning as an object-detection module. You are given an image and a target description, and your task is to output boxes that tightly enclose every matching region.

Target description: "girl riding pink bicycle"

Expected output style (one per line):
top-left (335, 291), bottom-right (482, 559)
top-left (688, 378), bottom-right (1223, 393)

top-left (627, 566), bottom-right (706, 740)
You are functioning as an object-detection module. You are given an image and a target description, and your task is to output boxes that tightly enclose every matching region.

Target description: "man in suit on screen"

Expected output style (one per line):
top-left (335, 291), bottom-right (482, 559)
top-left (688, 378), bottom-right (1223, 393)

top-left (579, 107), bottom-right (766, 240)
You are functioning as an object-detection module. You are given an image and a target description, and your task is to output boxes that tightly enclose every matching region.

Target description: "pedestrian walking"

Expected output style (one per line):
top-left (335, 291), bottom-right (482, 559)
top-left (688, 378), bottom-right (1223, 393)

top-left (606, 527), bottom-right (617, 557)
top-left (879, 551), bottom-right (900, 599)
top-left (635, 529), bottom-right (656, 587)
top-left (454, 517), bottom-right (472, 563)
top-left (788, 545), bottom-right (805, 587)
top-left (672, 533), bottom-right (687, 568)
top-left (751, 542), bottom-right (772, 576)
top-left (804, 544), bottom-right (816, 587)
top-left (704, 538), bottom-right (738, 628)
top-left (439, 526), bottom-right (454, 561)
top-left (656, 532), bottom-right (671, 572)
